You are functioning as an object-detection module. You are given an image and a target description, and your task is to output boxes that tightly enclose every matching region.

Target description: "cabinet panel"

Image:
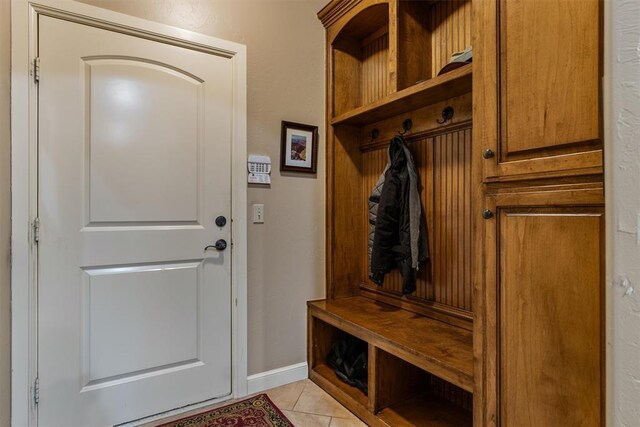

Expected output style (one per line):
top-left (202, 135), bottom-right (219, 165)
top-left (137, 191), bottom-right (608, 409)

top-left (474, 0), bottom-right (602, 182)
top-left (480, 187), bottom-right (604, 426)
top-left (500, 0), bottom-right (600, 153)
top-left (500, 210), bottom-right (602, 426)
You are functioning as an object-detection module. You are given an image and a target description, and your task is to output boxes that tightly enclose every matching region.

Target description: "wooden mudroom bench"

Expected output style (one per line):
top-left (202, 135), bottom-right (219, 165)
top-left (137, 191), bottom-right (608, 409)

top-left (308, 297), bottom-right (473, 426)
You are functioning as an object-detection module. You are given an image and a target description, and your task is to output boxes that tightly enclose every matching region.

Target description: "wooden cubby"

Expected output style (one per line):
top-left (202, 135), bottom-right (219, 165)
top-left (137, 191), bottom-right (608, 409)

top-left (308, 315), bottom-right (369, 408)
top-left (375, 350), bottom-right (472, 426)
top-left (332, 3), bottom-right (390, 116)
top-left (397, 0), bottom-right (472, 89)
top-left (314, 0), bottom-right (476, 425)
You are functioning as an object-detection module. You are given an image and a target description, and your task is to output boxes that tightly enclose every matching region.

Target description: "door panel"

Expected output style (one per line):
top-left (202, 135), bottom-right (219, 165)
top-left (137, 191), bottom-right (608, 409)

top-left (39, 16), bottom-right (233, 426)
top-left (86, 58), bottom-right (203, 224)
top-left (473, 0), bottom-right (602, 182)
top-left (481, 187), bottom-right (604, 426)
top-left (84, 262), bottom-right (201, 385)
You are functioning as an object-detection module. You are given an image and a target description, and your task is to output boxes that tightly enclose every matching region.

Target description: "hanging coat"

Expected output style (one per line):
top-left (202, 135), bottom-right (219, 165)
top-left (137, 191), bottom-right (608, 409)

top-left (368, 135), bottom-right (429, 294)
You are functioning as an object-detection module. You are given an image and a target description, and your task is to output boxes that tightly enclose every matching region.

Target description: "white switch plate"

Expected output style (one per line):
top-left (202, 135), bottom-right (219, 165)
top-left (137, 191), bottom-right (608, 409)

top-left (253, 204), bottom-right (265, 223)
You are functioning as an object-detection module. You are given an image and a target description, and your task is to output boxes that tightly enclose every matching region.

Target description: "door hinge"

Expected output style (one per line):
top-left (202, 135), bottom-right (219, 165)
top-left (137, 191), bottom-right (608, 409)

top-left (33, 377), bottom-right (40, 406)
top-left (33, 217), bottom-right (40, 244)
top-left (33, 57), bottom-right (40, 83)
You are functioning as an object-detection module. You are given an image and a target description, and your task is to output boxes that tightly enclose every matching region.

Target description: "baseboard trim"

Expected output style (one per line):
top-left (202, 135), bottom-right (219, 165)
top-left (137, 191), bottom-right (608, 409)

top-left (247, 362), bottom-right (309, 395)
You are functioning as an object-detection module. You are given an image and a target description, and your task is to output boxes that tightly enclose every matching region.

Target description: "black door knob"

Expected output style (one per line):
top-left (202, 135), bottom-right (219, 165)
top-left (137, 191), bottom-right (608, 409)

top-left (204, 239), bottom-right (227, 252)
top-left (215, 216), bottom-right (227, 227)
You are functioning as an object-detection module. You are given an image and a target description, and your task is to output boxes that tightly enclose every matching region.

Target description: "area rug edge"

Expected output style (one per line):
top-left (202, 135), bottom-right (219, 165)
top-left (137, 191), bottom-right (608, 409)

top-left (154, 393), bottom-right (294, 427)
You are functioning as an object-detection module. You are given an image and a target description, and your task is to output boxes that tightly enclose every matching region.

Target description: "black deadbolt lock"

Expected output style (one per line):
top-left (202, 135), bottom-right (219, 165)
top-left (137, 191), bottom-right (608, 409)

top-left (215, 216), bottom-right (227, 227)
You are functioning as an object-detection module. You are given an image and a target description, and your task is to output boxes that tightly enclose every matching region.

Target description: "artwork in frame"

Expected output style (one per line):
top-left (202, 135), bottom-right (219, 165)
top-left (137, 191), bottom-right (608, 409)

top-left (280, 121), bottom-right (319, 174)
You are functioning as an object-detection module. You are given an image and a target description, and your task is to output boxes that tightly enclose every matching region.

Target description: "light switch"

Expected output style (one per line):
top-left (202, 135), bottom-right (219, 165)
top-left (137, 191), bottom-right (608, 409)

top-left (253, 204), bottom-right (264, 223)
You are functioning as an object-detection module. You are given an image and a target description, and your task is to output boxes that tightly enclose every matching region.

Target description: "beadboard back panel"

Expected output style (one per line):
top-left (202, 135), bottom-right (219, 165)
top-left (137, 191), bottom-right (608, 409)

top-left (362, 31), bottom-right (390, 105)
top-left (361, 126), bottom-right (473, 316)
top-left (430, 0), bottom-right (472, 78)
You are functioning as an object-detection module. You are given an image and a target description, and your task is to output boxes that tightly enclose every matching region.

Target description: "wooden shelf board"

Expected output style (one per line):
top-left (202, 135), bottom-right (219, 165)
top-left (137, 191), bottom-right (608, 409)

top-left (377, 392), bottom-right (472, 427)
top-left (331, 64), bottom-right (472, 126)
top-left (308, 296), bottom-right (473, 392)
top-left (312, 362), bottom-right (369, 407)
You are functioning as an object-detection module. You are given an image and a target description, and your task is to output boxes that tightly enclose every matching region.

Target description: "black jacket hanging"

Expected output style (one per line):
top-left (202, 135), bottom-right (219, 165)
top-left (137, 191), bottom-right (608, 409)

top-left (368, 135), bottom-right (428, 294)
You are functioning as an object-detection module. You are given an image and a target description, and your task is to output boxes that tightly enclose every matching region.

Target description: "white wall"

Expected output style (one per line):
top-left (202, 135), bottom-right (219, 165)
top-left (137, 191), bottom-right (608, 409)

top-left (608, 0), bottom-right (640, 425)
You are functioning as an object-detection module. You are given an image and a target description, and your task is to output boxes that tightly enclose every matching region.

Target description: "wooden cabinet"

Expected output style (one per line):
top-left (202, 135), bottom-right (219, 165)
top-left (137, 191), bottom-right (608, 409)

top-left (477, 185), bottom-right (605, 426)
top-left (473, 0), bottom-right (605, 422)
top-left (474, 0), bottom-right (603, 182)
top-left (315, 0), bottom-right (604, 425)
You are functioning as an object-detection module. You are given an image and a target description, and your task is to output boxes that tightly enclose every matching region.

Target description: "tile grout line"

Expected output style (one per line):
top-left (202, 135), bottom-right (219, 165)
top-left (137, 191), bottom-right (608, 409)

top-left (286, 399), bottom-right (359, 421)
top-left (287, 408), bottom-right (340, 419)
top-left (267, 379), bottom-right (307, 412)
top-left (288, 380), bottom-right (359, 421)
top-left (285, 410), bottom-right (333, 419)
top-left (290, 380), bottom-right (308, 410)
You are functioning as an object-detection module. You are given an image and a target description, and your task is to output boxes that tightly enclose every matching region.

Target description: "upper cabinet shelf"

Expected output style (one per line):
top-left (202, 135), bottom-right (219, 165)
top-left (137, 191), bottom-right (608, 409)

top-left (331, 3), bottom-right (391, 117)
top-left (332, 63), bottom-right (471, 126)
top-left (326, 0), bottom-right (473, 124)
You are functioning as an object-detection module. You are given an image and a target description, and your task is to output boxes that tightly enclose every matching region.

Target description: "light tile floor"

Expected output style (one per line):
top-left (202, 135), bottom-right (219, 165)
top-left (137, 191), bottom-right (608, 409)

top-left (267, 380), bottom-right (366, 427)
top-left (143, 379), bottom-right (366, 427)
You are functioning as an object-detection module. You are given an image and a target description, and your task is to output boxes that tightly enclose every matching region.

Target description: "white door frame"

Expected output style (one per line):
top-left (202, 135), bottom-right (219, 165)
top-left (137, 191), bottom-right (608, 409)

top-left (11, 1), bottom-right (248, 425)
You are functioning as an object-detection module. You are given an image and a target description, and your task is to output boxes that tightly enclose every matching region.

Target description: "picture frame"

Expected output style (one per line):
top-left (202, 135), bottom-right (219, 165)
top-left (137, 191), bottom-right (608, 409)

top-left (280, 121), bottom-right (319, 174)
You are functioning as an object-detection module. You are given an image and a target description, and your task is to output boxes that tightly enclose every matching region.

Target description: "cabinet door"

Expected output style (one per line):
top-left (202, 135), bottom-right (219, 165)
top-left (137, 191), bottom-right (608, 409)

top-left (474, 0), bottom-right (602, 182)
top-left (479, 186), bottom-right (604, 426)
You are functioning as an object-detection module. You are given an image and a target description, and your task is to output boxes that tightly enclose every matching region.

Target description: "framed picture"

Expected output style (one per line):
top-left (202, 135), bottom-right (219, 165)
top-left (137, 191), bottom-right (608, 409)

top-left (280, 121), bottom-right (319, 174)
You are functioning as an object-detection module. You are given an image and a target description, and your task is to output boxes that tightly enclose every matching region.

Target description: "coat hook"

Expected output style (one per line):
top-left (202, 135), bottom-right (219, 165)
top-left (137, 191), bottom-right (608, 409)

top-left (370, 128), bottom-right (380, 141)
top-left (398, 118), bottom-right (412, 136)
top-left (437, 106), bottom-right (454, 124)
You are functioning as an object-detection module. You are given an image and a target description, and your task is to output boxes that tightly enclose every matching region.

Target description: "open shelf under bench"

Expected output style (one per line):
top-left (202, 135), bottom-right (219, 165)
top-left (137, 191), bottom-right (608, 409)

top-left (377, 392), bottom-right (473, 427)
top-left (308, 296), bottom-right (473, 393)
top-left (312, 362), bottom-right (369, 408)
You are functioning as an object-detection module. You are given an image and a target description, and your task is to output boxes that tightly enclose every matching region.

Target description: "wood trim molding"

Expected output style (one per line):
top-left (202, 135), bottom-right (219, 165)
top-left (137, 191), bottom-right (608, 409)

top-left (360, 120), bottom-right (472, 152)
top-left (318, 0), bottom-right (362, 28)
top-left (487, 182), bottom-right (604, 206)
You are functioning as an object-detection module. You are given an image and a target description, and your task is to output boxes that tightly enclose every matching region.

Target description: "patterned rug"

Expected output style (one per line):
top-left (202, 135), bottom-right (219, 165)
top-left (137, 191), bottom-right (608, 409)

top-left (157, 394), bottom-right (294, 427)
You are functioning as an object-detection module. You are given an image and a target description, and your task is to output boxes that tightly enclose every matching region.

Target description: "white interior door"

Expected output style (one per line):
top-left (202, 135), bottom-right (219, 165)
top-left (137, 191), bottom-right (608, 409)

top-left (38, 15), bottom-right (234, 427)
